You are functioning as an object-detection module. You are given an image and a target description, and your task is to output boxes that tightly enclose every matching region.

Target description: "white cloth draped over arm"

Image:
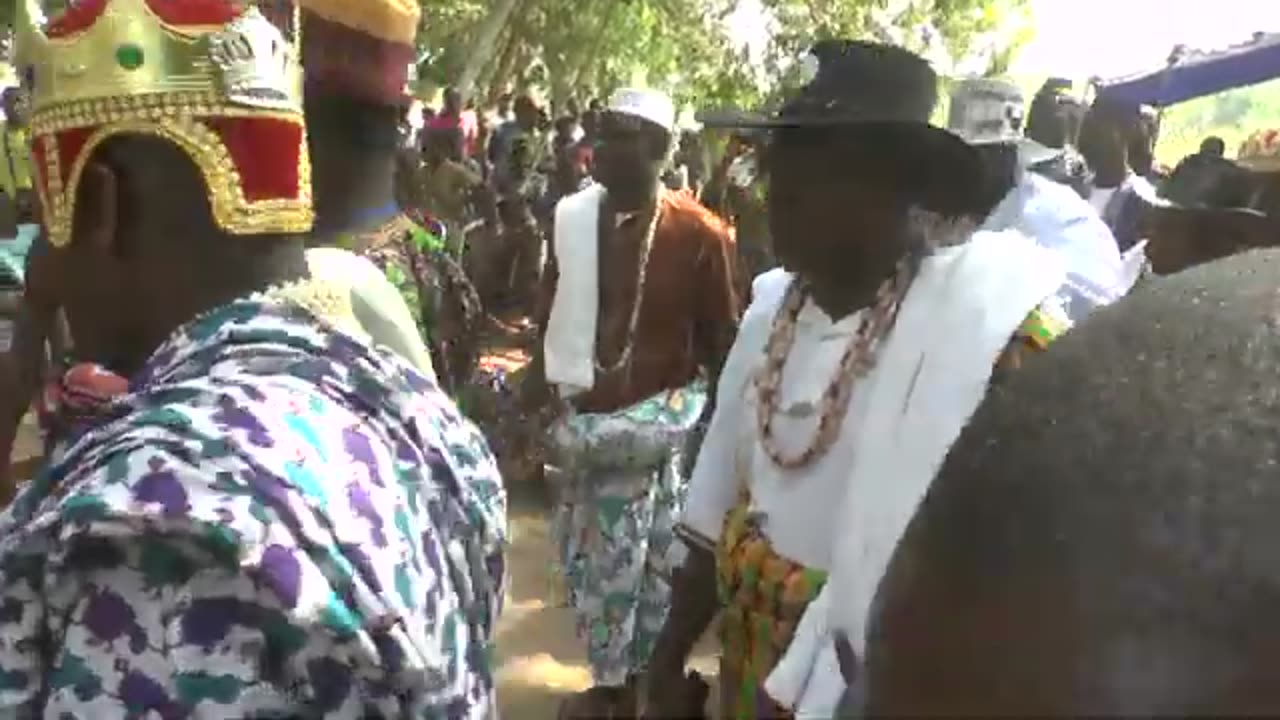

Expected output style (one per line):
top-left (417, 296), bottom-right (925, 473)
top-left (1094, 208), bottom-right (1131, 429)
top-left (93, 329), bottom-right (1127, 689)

top-left (764, 231), bottom-right (1067, 715)
top-left (305, 247), bottom-right (437, 380)
top-left (989, 172), bottom-right (1124, 301)
top-left (543, 184), bottom-right (607, 398)
top-left (679, 268), bottom-right (793, 548)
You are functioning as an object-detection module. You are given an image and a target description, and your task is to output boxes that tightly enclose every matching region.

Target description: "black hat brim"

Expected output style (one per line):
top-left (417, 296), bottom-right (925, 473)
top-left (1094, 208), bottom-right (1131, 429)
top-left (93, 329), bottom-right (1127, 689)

top-left (702, 110), bottom-right (987, 217)
top-left (697, 107), bottom-right (946, 129)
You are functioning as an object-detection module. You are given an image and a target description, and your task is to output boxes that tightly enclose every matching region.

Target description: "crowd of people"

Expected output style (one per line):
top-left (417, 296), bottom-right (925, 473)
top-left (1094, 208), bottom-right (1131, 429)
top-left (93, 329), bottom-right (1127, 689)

top-left (1, 0), bottom-right (1280, 718)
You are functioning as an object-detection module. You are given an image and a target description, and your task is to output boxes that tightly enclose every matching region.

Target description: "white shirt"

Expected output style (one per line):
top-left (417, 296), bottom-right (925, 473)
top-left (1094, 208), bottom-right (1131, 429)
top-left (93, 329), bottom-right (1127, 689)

top-left (1089, 185), bottom-right (1118, 216)
top-left (683, 288), bottom-right (872, 570)
top-left (751, 235), bottom-right (1069, 717)
top-left (1088, 173), bottom-right (1160, 219)
top-left (987, 171), bottom-right (1125, 302)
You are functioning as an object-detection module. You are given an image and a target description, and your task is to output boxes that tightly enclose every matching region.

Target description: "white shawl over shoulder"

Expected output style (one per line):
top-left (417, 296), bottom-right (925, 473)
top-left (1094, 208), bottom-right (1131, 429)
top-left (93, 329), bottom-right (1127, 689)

top-left (544, 184), bottom-right (608, 398)
top-left (759, 230), bottom-right (1066, 715)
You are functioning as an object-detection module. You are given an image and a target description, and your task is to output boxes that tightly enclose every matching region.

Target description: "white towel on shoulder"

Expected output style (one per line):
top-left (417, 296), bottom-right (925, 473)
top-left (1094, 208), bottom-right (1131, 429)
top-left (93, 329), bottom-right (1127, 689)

top-left (545, 184), bottom-right (608, 398)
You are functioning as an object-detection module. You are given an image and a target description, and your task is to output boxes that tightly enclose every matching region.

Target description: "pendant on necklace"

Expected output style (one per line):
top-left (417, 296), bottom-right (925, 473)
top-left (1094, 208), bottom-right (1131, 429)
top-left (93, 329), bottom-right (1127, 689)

top-left (782, 400), bottom-right (816, 418)
top-left (746, 510), bottom-right (769, 531)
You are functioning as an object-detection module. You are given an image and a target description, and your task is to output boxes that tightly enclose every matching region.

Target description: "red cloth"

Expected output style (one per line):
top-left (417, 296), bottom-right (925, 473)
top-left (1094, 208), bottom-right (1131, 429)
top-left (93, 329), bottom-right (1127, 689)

top-left (205, 117), bottom-right (307, 201)
top-left (45, 0), bottom-right (240, 37)
top-left (37, 363), bottom-right (128, 447)
top-left (301, 10), bottom-right (414, 106)
top-left (573, 142), bottom-right (594, 175)
top-left (428, 111), bottom-right (479, 156)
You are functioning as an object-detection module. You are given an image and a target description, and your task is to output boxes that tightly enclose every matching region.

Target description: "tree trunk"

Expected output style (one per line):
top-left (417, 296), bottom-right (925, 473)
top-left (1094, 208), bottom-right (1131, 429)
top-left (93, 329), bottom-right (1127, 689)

top-left (457, 0), bottom-right (526, 104)
top-left (483, 7), bottom-right (532, 105)
top-left (569, 1), bottom-right (623, 91)
top-left (476, 25), bottom-right (513, 101)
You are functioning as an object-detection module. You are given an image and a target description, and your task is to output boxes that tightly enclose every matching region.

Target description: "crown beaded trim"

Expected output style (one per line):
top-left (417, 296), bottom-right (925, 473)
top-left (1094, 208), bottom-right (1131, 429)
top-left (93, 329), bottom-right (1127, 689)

top-left (16, 0), bottom-right (314, 247)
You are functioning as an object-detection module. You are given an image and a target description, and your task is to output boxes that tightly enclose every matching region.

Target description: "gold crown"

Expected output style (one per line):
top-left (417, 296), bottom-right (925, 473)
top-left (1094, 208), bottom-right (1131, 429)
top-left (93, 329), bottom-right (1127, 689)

top-left (14, 0), bottom-right (313, 248)
top-left (16, 0), bottom-right (303, 131)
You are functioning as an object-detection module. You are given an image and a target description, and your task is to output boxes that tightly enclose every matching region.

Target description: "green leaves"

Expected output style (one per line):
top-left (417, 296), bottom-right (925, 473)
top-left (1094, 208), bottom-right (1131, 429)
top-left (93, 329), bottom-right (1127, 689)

top-left (1157, 78), bottom-right (1280, 166)
top-left (416, 0), bottom-right (1030, 117)
top-left (3, 0), bottom-right (1026, 121)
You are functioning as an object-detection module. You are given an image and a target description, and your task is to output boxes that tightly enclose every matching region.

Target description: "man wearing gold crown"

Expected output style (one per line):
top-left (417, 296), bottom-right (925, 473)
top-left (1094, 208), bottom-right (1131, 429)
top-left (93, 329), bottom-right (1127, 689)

top-left (0, 1), bottom-right (505, 716)
top-left (284, 0), bottom-right (482, 396)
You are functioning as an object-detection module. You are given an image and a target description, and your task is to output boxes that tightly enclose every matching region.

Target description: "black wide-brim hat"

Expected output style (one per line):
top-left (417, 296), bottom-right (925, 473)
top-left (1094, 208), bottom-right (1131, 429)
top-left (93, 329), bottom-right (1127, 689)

top-left (697, 40), bottom-right (985, 215)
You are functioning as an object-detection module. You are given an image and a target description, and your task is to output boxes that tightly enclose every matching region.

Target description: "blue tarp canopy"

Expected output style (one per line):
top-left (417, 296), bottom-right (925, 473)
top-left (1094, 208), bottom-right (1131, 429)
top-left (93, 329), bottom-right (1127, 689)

top-left (1098, 32), bottom-right (1280, 107)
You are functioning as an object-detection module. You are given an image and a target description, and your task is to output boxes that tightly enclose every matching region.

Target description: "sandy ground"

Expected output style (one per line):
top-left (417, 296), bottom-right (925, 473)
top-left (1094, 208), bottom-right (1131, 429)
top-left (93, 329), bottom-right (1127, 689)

top-left (10, 417), bottom-right (720, 719)
top-left (498, 483), bottom-right (721, 718)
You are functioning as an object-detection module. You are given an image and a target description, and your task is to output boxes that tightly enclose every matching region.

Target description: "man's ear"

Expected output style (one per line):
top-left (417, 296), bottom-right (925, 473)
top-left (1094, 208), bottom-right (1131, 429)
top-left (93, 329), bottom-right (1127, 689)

top-left (73, 160), bottom-right (120, 257)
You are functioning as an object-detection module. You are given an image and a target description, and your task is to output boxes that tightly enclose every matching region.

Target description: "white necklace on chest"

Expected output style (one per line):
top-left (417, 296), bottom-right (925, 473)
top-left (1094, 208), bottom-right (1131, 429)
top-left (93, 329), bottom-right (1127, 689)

top-left (594, 192), bottom-right (662, 376)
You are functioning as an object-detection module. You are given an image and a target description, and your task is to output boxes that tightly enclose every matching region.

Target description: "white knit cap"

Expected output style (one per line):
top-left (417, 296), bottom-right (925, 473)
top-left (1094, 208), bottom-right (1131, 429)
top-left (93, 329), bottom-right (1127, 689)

top-left (947, 77), bottom-right (1061, 166)
top-left (608, 88), bottom-right (676, 133)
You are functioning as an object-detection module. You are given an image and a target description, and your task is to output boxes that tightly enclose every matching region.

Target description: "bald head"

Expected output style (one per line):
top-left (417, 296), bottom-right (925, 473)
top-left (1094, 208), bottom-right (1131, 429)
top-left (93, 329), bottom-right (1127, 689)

top-left (866, 250), bottom-right (1280, 716)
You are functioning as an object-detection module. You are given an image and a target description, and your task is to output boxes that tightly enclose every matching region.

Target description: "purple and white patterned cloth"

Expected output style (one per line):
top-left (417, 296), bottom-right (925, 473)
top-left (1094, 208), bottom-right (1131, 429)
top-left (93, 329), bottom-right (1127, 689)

top-left (0, 299), bottom-right (507, 718)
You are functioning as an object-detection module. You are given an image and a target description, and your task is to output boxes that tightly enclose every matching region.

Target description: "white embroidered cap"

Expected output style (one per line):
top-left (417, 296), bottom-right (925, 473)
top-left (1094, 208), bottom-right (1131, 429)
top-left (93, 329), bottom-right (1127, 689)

top-left (608, 87), bottom-right (676, 133)
top-left (947, 77), bottom-right (1062, 167)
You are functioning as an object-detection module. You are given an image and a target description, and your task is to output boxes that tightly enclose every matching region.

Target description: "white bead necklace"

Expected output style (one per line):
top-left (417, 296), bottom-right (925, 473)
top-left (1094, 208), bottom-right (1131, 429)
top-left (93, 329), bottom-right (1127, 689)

top-left (594, 192), bottom-right (662, 376)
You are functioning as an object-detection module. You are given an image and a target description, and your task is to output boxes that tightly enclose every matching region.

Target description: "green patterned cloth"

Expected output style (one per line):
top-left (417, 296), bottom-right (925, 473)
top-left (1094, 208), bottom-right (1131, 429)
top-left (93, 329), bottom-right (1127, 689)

top-left (547, 380), bottom-right (708, 686)
top-left (336, 212), bottom-right (482, 394)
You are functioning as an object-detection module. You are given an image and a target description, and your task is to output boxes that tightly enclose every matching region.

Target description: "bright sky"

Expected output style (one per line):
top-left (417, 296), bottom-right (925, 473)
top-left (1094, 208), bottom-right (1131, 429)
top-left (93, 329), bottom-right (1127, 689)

top-left (727, 0), bottom-right (1280, 81)
top-left (1018, 0), bottom-right (1280, 78)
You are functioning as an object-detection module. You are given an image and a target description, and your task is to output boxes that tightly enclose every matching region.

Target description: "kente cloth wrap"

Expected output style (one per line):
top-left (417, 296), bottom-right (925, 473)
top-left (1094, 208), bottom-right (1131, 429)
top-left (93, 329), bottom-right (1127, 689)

top-left (547, 381), bottom-right (708, 686)
top-left (717, 490), bottom-right (827, 720)
top-left (0, 300), bottom-right (507, 718)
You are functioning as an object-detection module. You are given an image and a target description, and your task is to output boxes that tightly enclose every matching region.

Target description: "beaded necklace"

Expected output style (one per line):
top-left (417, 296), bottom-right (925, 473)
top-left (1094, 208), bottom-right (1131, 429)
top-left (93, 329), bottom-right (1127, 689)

top-left (755, 258), bottom-right (913, 469)
top-left (594, 194), bottom-right (663, 376)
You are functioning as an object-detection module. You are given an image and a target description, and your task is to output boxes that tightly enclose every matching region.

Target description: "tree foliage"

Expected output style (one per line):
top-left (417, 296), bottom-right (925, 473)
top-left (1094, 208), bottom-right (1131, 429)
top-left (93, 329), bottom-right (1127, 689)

top-left (0, 0), bottom-right (1030, 113)
top-left (1157, 78), bottom-right (1280, 165)
top-left (418, 0), bottom-right (1032, 112)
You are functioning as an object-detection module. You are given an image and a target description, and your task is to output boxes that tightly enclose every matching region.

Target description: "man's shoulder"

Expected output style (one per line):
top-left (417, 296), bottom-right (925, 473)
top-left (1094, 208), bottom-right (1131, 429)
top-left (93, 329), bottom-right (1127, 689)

top-left (1021, 174), bottom-right (1112, 239)
top-left (1025, 171), bottom-right (1091, 205)
top-left (661, 189), bottom-right (733, 248)
top-left (42, 380), bottom-right (361, 495)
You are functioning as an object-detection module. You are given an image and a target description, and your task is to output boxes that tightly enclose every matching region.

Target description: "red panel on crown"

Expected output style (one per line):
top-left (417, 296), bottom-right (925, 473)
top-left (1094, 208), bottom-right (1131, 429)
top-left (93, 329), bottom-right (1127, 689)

top-left (144, 0), bottom-right (243, 26)
top-left (44, 0), bottom-right (108, 38)
top-left (45, 0), bottom-right (244, 38)
top-left (55, 128), bottom-right (93, 178)
top-left (29, 139), bottom-right (47, 203)
top-left (27, 127), bottom-right (96, 223)
top-left (204, 117), bottom-right (303, 201)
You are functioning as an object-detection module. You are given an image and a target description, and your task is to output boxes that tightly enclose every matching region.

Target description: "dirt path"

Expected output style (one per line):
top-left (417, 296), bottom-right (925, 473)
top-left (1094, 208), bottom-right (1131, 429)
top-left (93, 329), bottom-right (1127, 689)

top-left (496, 483), bottom-right (721, 718)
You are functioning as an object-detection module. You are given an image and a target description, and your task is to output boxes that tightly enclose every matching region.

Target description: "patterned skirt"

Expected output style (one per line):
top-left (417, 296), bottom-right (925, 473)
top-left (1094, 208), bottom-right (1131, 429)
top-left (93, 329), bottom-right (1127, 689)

top-left (716, 492), bottom-right (827, 719)
top-left (546, 381), bottom-right (708, 686)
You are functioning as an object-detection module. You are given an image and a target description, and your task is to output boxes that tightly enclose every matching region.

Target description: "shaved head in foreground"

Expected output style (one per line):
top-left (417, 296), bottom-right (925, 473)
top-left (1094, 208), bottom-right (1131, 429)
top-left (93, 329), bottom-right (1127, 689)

top-left (865, 249), bottom-right (1280, 717)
